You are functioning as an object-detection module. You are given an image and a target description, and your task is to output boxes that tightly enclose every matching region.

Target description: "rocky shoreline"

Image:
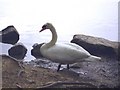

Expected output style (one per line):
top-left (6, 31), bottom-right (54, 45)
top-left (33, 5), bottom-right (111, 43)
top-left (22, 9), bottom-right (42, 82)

top-left (1, 53), bottom-right (119, 89)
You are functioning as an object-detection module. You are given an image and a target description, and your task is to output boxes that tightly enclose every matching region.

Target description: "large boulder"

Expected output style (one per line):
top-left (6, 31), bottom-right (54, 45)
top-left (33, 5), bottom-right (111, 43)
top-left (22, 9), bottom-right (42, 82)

top-left (31, 43), bottom-right (44, 59)
top-left (71, 34), bottom-right (118, 59)
top-left (8, 43), bottom-right (27, 59)
top-left (0, 25), bottom-right (19, 45)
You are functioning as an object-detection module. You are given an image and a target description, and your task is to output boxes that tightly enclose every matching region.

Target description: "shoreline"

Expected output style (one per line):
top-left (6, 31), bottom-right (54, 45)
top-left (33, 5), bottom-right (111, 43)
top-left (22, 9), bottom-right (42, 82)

top-left (1, 54), bottom-right (119, 88)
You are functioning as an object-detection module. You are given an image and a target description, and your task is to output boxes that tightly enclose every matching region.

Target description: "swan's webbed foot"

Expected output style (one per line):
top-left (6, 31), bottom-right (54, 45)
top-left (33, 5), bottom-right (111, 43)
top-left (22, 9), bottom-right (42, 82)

top-left (57, 64), bottom-right (61, 72)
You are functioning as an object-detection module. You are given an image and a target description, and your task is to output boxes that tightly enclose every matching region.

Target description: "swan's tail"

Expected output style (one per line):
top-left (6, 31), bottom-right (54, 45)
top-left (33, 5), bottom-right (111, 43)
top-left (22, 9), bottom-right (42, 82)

top-left (85, 55), bottom-right (101, 61)
top-left (91, 55), bottom-right (101, 60)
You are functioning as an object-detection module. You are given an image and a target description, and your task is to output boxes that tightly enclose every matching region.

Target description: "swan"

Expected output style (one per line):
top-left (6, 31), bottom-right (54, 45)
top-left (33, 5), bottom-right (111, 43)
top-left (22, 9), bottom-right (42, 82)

top-left (39, 23), bottom-right (101, 71)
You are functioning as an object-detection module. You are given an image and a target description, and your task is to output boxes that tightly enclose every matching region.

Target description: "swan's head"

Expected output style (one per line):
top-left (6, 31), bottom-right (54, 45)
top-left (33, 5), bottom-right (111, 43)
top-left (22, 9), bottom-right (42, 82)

top-left (40, 23), bottom-right (53, 32)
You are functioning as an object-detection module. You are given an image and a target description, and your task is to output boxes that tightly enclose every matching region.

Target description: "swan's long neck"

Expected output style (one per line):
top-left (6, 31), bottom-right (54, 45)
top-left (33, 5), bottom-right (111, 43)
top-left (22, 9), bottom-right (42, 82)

top-left (46, 26), bottom-right (57, 48)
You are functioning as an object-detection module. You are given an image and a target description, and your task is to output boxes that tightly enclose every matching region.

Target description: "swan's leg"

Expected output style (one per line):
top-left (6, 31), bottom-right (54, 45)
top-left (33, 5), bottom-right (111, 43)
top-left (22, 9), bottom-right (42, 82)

top-left (67, 64), bottom-right (70, 69)
top-left (57, 64), bottom-right (61, 72)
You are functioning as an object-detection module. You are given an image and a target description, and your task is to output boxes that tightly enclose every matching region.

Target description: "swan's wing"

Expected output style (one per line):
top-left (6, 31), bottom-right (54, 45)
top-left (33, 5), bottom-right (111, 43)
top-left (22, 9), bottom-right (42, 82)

top-left (44, 43), bottom-right (90, 62)
top-left (64, 43), bottom-right (90, 54)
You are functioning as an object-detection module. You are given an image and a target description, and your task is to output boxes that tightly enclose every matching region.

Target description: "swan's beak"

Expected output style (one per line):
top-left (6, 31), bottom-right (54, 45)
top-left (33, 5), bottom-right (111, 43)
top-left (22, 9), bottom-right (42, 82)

top-left (39, 28), bottom-right (45, 32)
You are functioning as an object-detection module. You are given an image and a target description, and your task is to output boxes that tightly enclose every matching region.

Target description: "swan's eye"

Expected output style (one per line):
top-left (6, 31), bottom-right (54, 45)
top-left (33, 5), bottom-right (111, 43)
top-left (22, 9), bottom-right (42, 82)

top-left (42, 25), bottom-right (47, 29)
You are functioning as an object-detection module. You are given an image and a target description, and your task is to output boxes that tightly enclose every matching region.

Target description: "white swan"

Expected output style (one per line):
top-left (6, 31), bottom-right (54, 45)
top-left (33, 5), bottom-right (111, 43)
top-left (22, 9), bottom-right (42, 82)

top-left (39, 23), bottom-right (101, 71)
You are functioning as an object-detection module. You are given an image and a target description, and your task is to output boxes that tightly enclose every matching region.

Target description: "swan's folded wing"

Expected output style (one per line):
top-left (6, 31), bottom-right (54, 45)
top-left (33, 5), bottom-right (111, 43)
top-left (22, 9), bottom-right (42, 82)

top-left (46, 43), bottom-right (90, 61)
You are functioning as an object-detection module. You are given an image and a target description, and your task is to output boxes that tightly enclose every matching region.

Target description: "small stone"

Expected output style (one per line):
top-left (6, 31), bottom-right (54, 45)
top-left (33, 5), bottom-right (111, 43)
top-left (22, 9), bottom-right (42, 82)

top-left (8, 42), bottom-right (27, 59)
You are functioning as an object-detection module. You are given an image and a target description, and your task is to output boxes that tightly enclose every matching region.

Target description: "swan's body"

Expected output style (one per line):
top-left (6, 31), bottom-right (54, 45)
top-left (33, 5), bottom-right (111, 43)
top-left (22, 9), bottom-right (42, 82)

top-left (41, 43), bottom-right (90, 64)
top-left (40, 23), bottom-right (101, 71)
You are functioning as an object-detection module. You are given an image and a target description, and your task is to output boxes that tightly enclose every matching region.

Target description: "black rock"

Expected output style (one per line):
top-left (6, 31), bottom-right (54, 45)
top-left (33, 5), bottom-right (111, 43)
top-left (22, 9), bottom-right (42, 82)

top-left (31, 43), bottom-right (44, 59)
top-left (0, 25), bottom-right (19, 45)
top-left (8, 43), bottom-right (27, 59)
top-left (71, 34), bottom-right (118, 59)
